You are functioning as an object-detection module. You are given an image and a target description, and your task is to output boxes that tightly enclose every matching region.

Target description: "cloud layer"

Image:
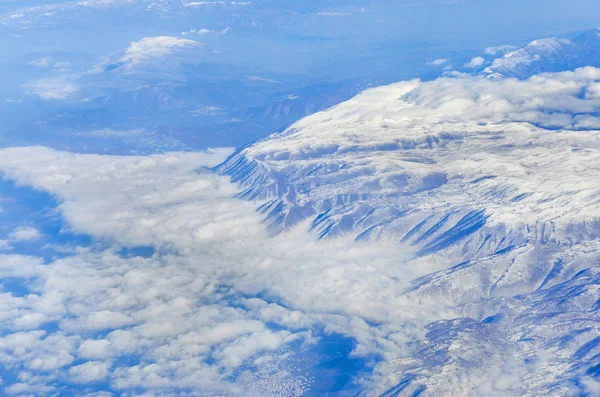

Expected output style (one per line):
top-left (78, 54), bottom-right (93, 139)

top-left (0, 146), bottom-right (450, 396)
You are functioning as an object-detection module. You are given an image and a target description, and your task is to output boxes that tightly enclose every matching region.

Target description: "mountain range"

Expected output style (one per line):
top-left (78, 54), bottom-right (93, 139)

top-left (215, 29), bottom-right (600, 396)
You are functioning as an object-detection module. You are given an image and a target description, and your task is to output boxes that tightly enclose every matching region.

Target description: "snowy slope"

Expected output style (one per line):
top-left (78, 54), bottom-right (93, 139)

top-left (218, 67), bottom-right (600, 395)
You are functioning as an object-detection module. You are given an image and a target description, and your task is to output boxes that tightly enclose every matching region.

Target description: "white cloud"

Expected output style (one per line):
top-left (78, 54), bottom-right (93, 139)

top-left (119, 36), bottom-right (201, 65)
top-left (182, 27), bottom-right (212, 36)
top-left (0, 254), bottom-right (43, 278)
top-left (246, 75), bottom-right (280, 83)
top-left (28, 57), bottom-right (71, 72)
top-left (61, 310), bottom-right (136, 332)
top-left (184, 1), bottom-right (252, 7)
top-left (22, 76), bottom-right (79, 100)
top-left (79, 392), bottom-right (113, 397)
top-left (5, 382), bottom-right (55, 395)
top-left (428, 58), bottom-right (449, 66)
top-left (29, 57), bottom-right (52, 67)
top-left (13, 313), bottom-right (47, 329)
top-left (582, 377), bottom-right (600, 394)
top-left (77, 339), bottom-right (112, 360)
top-left (9, 227), bottom-right (42, 242)
top-left (0, 146), bottom-right (448, 395)
top-left (464, 56), bottom-right (485, 68)
top-left (189, 106), bottom-right (222, 116)
top-left (484, 44), bottom-right (518, 55)
top-left (69, 361), bottom-right (111, 383)
top-left (317, 11), bottom-right (350, 16)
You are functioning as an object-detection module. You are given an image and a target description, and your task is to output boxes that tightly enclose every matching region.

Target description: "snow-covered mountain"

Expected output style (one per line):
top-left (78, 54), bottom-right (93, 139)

top-left (217, 67), bottom-right (600, 395)
top-left (1, 34), bottom-right (374, 154)
top-left (483, 29), bottom-right (600, 78)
